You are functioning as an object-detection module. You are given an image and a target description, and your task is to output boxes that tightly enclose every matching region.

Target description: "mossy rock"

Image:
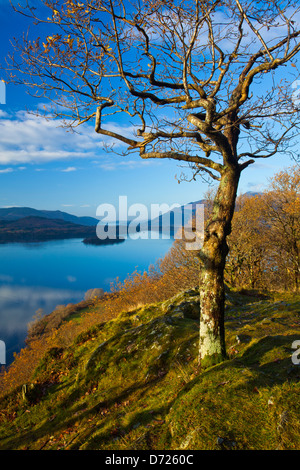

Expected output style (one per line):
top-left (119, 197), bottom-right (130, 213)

top-left (33, 347), bottom-right (64, 376)
top-left (74, 323), bottom-right (105, 345)
top-left (161, 289), bottom-right (200, 320)
top-left (21, 382), bottom-right (44, 405)
top-left (82, 311), bottom-right (198, 386)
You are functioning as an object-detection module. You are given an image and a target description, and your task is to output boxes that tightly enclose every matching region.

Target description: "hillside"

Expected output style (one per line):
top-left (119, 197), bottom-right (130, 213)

top-left (0, 288), bottom-right (299, 450)
top-left (0, 207), bottom-right (99, 226)
top-left (0, 216), bottom-right (98, 243)
top-left (0, 216), bottom-right (126, 244)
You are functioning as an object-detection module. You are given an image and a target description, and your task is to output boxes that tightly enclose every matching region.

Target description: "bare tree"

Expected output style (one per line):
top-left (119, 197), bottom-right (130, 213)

top-left (7, 0), bottom-right (300, 366)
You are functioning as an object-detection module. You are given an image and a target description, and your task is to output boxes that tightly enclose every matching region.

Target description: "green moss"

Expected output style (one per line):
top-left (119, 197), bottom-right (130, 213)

top-left (0, 289), bottom-right (299, 450)
top-left (200, 352), bottom-right (228, 369)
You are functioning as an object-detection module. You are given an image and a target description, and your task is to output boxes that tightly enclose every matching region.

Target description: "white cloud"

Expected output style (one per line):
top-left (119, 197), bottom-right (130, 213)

top-left (0, 167), bottom-right (13, 173)
top-left (99, 163), bottom-right (117, 171)
top-left (97, 158), bottom-right (158, 171)
top-left (0, 110), bottom-right (137, 166)
top-left (61, 166), bottom-right (77, 172)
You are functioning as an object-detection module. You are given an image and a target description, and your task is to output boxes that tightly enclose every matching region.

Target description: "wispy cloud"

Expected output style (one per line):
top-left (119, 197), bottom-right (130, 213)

top-left (0, 110), bottom-right (136, 166)
top-left (96, 159), bottom-right (157, 171)
top-left (61, 166), bottom-right (77, 172)
top-left (0, 166), bottom-right (28, 173)
top-left (98, 163), bottom-right (117, 171)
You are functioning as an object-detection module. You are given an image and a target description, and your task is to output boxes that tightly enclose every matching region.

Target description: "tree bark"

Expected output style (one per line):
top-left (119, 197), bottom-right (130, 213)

top-left (198, 164), bottom-right (240, 367)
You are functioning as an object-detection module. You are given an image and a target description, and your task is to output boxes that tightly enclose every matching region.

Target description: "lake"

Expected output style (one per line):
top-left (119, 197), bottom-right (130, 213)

top-left (0, 234), bottom-right (174, 365)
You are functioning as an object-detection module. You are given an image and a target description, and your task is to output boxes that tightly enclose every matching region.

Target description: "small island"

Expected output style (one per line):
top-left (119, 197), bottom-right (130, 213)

top-left (82, 236), bottom-right (125, 246)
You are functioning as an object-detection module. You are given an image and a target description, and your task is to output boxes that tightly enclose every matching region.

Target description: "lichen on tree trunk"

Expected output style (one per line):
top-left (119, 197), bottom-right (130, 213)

top-left (199, 249), bottom-right (227, 367)
top-left (198, 165), bottom-right (240, 367)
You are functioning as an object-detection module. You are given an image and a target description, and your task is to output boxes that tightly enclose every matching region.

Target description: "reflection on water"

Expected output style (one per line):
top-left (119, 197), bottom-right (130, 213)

top-left (0, 285), bottom-right (84, 365)
top-left (0, 236), bottom-right (173, 365)
top-left (0, 284), bottom-right (84, 334)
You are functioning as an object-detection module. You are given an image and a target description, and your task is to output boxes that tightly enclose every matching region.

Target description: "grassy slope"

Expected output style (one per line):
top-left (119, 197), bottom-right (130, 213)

top-left (0, 289), bottom-right (299, 450)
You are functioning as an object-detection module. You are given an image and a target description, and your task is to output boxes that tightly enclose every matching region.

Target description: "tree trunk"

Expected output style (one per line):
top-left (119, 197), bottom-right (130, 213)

top-left (198, 164), bottom-right (240, 368)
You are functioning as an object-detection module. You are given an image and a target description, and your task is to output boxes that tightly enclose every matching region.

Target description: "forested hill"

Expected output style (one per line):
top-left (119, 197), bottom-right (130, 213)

top-left (0, 216), bottom-right (97, 242)
top-left (0, 207), bottom-right (98, 226)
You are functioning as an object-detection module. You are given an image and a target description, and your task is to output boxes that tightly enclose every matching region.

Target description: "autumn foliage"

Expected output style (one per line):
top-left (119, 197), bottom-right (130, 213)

top-left (226, 165), bottom-right (300, 291)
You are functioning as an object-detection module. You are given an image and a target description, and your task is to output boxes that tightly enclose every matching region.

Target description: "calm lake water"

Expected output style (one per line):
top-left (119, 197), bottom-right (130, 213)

top-left (0, 234), bottom-right (174, 365)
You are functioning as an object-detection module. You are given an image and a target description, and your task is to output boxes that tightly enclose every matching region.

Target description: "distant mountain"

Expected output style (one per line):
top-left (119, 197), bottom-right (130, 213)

top-left (102, 200), bottom-right (206, 239)
top-left (0, 216), bottom-right (90, 230)
top-left (244, 191), bottom-right (261, 197)
top-left (130, 194), bottom-right (261, 235)
top-left (40, 210), bottom-right (99, 226)
top-left (0, 194), bottom-right (260, 243)
top-left (127, 199), bottom-right (207, 235)
top-left (0, 207), bottom-right (98, 226)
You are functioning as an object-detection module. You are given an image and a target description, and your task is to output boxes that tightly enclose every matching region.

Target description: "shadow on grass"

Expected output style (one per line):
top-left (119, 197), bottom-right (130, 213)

top-left (1, 327), bottom-right (298, 450)
top-left (169, 333), bottom-right (300, 410)
top-left (223, 334), bottom-right (299, 387)
top-left (235, 289), bottom-right (271, 300)
top-left (0, 373), bottom-right (172, 450)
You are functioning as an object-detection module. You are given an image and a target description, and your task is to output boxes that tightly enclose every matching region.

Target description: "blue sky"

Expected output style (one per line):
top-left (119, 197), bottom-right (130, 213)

top-left (0, 1), bottom-right (297, 218)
